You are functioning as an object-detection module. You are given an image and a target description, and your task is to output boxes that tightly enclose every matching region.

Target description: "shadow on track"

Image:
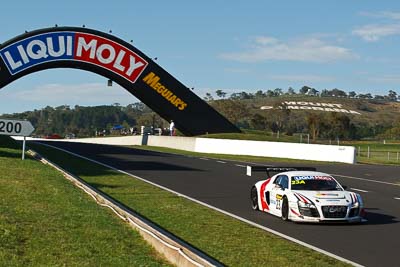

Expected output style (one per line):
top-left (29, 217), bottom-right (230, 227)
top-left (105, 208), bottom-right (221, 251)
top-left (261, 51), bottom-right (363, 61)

top-left (363, 208), bottom-right (398, 225)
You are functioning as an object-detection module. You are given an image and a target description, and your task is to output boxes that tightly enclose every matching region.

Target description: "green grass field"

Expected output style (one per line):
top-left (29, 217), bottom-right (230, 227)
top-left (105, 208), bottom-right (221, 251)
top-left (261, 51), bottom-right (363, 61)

top-left (26, 140), bottom-right (350, 267)
top-left (0, 136), bottom-right (170, 266)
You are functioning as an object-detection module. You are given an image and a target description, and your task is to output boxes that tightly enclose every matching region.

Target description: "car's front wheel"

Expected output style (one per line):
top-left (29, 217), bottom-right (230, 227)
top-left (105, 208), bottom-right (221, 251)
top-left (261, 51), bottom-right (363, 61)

top-left (250, 186), bottom-right (259, 210)
top-left (281, 197), bottom-right (289, 221)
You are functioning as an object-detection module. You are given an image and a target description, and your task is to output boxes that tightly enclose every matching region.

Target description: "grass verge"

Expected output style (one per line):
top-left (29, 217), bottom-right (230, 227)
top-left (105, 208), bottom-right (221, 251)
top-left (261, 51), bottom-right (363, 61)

top-left (0, 136), bottom-right (170, 266)
top-left (27, 141), bottom-right (349, 266)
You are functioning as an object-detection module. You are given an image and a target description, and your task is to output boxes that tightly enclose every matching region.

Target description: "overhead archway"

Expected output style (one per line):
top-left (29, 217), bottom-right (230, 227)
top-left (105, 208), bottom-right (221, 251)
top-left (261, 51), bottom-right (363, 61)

top-left (0, 26), bottom-right (240, 136)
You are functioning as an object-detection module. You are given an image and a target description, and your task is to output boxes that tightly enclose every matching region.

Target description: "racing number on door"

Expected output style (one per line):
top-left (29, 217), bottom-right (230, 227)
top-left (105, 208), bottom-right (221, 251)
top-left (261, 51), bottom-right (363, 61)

top-left (0, 121), bottom-right (22, 134)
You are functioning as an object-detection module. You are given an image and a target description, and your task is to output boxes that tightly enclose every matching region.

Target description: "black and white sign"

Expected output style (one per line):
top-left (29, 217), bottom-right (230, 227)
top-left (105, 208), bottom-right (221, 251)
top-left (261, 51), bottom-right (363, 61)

top-left (0, 119), bottom-right (35, 136)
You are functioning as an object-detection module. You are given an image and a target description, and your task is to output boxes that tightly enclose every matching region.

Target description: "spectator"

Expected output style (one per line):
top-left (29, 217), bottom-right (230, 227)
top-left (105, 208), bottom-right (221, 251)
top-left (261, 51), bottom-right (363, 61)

top-left (169, 120), bottom-right (175, 136)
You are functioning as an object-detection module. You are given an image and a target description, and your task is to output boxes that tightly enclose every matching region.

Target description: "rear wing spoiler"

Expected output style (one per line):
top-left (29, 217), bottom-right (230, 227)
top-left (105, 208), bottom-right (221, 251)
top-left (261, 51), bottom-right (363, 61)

top-left (246, 166), bottom-right (317, 177)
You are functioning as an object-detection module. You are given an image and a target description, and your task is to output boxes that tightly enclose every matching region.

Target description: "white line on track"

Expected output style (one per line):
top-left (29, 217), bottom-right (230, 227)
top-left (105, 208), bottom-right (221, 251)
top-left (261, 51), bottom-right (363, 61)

top-left (395, 197), bottom-right (400, 200)
top-left (235, 164), bottom-right (246, 168)
top-left (199, 158), bottom-right (209, 160)
top-left (350, 188), bottom-right (369, 193)
top-left (34, 142), bottom-right (363, 267)
top-left (216, 161), bottom-right (226, 164)
top-left (332, 173), bottom-right (400, 187)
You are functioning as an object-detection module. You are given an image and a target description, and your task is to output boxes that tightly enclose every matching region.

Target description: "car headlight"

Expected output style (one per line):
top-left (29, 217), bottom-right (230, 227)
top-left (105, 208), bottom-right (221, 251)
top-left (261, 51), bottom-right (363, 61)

top-left (298, 201), bottom-right (316, 209)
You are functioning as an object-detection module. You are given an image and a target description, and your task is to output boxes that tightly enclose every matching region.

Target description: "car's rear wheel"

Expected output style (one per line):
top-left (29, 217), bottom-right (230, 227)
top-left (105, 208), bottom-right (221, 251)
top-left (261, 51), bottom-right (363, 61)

top-left (250, 186), bottom-right (259, 210)
top-left (281, 197), bottom-right (289, 221)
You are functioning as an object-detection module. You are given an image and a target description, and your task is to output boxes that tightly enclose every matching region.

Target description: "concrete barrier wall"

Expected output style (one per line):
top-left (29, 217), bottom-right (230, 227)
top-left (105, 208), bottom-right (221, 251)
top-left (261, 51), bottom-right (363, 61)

top-left (194, 138), bottom-right (356, 164)
top-left (32, 136), bottom-right (144, 146)
top-left (147, 136), bottom-right (196, 151)
top-left (16, 135), bottom-right (356, 164)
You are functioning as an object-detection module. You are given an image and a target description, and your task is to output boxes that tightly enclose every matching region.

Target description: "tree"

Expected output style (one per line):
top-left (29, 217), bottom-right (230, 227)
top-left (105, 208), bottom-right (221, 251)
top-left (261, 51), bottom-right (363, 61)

top-left (306, 113), bottom-right (323, 141)
top-left (306, 88), bottom-right (319, 96)
top-left (211, 99), bottom-right (249, 125)
top-left (273, 88), bottom-right (283, 96)
top-left (300, 86), bottom-right (312, 94)
top-left (348, 91), bottom-right (357, 98)
top-left (249, 113), bottom-right (268, 130)
top-left (254, 90), bottom-right (265, 98)
top-left (320, 89), bottom-right (329, 96)
top-left (266, 89), bottom-right (275, 97)
top-left (269, 102), bottom-right (291, 135)
top-left (388, 90), bottom-right (397, 101)
top-left (215, 89), bottom-right (227, 99)
top-left (330, 88), bottom-right (347, 97)
top-left (203, 92), bottom-right (214, 101)
top-left (287, 87), bottom-right (296, 95)
top-left (239, 91), bottom-right (253, 99)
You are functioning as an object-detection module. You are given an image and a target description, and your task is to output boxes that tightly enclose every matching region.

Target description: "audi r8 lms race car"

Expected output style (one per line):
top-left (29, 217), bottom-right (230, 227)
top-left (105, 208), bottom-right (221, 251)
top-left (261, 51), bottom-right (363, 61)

top-left (248, 166), bottom-right (365, 223)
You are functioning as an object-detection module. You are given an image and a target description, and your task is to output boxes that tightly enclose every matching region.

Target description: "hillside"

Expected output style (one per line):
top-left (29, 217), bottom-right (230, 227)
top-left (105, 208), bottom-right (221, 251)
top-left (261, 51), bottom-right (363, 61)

top-left (241, 95), bottom-right (400, 124)
top-left (1, 95), bottom-right (400, 140)
top-left (209, 95), bottom-right (400, 140)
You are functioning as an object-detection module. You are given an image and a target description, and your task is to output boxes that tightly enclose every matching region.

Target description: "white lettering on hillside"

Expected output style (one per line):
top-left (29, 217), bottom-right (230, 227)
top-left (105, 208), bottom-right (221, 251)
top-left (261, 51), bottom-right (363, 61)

top-left (260, 101), bottom-right (361, 115)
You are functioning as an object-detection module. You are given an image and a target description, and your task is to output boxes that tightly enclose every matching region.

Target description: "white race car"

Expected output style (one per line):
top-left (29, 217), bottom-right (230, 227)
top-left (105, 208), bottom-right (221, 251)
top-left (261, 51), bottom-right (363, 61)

top-left (248, 166), bottom-right (365, 223)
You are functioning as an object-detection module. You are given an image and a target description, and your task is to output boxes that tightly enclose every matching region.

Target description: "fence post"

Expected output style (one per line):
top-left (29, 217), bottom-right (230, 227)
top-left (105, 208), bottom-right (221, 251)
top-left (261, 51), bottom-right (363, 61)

top-left (397, 152), bottom-right (399, 162)
top-left (388, 151), bottom-right (390, 161)
top-left (358, 146), bottom-right (361, 157)
top-left (367, 146), bottom-right (370, 159)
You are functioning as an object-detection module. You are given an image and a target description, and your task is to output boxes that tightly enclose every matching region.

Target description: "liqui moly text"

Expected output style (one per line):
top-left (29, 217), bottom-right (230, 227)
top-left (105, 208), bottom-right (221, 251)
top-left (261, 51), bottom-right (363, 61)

top-left (0, 32), bottom-right (148, 83)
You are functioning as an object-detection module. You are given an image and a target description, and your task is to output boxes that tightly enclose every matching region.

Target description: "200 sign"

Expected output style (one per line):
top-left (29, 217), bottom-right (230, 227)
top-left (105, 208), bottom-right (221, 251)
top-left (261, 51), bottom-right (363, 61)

top-left (0, 121), bottom-right (22, 134)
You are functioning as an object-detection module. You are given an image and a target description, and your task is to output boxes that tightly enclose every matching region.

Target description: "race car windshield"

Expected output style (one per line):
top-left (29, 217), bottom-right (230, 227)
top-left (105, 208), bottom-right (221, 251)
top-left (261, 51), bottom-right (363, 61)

top-left (291, 175), bottom-right (342, 191)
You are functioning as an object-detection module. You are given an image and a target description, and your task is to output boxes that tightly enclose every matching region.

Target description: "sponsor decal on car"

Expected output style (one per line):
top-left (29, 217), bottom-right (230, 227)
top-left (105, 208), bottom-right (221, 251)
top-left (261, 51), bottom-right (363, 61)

top-left (0, 31), bottom-right (148, 83)
top-left (260, 178), bottom-right (271, 211)
top-left (293, 175), bottom-right (333, 181)
top-left (316, 193), bottom-right (339, 197)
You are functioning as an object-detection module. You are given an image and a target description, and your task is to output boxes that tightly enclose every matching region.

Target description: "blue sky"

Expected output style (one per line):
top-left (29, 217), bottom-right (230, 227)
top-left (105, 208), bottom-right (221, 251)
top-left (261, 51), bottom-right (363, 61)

top-left (1, 1), bottom-right (400, 114)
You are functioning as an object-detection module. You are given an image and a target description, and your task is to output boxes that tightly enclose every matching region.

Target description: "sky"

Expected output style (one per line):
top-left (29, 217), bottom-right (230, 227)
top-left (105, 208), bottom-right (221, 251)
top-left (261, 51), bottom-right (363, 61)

top-left (1, 0), bottom-right (400, 114)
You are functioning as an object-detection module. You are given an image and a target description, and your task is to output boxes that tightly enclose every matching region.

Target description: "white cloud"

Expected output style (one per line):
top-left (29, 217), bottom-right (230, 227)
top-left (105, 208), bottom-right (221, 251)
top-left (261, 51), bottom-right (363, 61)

top-left (254, 36), bottom-right (279, 45)
top-left (269, 74), bottom-right (335, 83)
top-left (352, 24), bottom-right (400, 42)
top-left (219, 36), bottom-right (357, 63)
top-left (360, 11), bottom-right (400, 20)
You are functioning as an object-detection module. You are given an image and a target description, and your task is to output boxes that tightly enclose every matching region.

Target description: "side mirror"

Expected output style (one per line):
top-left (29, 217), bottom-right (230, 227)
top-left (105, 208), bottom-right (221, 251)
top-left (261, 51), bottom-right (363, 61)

top-left (342, 185), bottom-right (348, 190)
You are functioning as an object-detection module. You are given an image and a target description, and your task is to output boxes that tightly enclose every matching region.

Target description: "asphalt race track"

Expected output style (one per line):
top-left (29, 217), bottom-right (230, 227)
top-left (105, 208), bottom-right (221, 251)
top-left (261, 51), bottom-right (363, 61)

top-left (34, 141), bottom-right (400, 267)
